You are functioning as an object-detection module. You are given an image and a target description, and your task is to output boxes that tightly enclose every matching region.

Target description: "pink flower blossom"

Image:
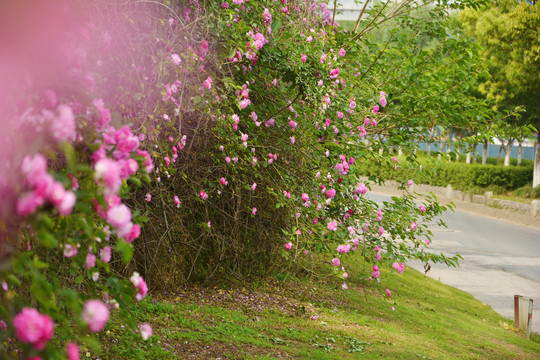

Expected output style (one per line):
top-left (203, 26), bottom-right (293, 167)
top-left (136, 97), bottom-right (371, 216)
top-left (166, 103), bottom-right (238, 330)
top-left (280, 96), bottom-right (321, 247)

top-left (13, 308), bottom-right (54, 350)
top-left (85, 252), bottom-right (96, 270)
top-left (392, 262), bottom-right (405, 274)
top-left (171, 54), bottom-right (181, 65)
top-left (145, 193), bottom-right (151, 202)
top-left (265, 118), bottom-right (275, 127)
top-left (378, 226), bottom-right (384, 236)
top-left (64, 244), bottom-right (78, 258)
top-left (67, 342), bottom-right (80, 360)
top-left (354, 183), bottom-right (368, 195)
top-left (100, 246), bottom-right (111, 263)
top-left (372, 105), bottom-right (379, 114)
top-left (326, 189), bottom-right (336, 198)
top-left (343, 272), bottom-right (348, 279)
top-left (380, 97), bottom-right (387, 107)
top-left (137, 150), bottom-right (154, 173)
top-left (125, 224), bottom-right (141, 243)
top-left (320, 53), bottom-right (327, 63)
top-left (107, 204), bottom-right (132, 229)
top-left (130, 272), bottom-right (148, 301)
top-left (199, 191), bottom-right (208, 200)
top-left (386, 288), bottom-right (391, 298)
top-left (372, 265), bottom-right (380, 278)
top-left (285, 242), bottom-right (292, 250)
top-left (50, 104), bottom-right (76, 143)
top-left (262, 8), bottom-right (272, 24)
top-left (252, 207), bottom-right (257, 216)
top-left (342, 283), bottom-right (348, 290)
top-left (21, 154), bottom-right (48, 186)
top-left (82, 300), bottom-right (109, 332)
top-left (327, 220), bottom-right (338, 231)
top-left (290, 136), bottom-right (295, 144)
top-left (220, 177), bottom-right (228, 186)
top-left (202, 76), bottom-right (213, 90)
top-left (407, 179), bottom-right (414, 186)
top-left (57, 191), bottom-right (76, 216)
top-left (338, 48), bottom-right (346, 57)
top-left (239, 99), bottom-right (251, 109)
top-left (425, 239), bottom-right (431, 245)
top-left (139, 323), bottom-right (152, 340)
top-left (251, 183), bottom-right (257, 191)
top-left (332, 258), bottom-right (340, 266)
top-left (16, 192), bottom-right (45, 216)
top-left (94, 159), bottom-right (121, 196)
top-left (410, 221), bottom-right (417, 231)
top-left (301, 54), bottom-right (307, 62)
top-left (419, 205), bottom-right (426, 212)
top-left (330, 68), bottom-right (340, 79)
top-left (376, 209), bottom-right (383, 222)
top-left (337, 244), bottom-right (351, 254)
top-left (174, 195), bottom-right (181, 208)
top-left (364, 117), bottom-right (371, 126)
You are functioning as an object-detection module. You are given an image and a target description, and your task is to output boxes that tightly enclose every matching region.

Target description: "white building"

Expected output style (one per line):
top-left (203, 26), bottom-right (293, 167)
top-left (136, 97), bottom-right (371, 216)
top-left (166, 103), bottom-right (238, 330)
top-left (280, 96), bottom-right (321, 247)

top-left (328, 0), bottom-right (371, 21)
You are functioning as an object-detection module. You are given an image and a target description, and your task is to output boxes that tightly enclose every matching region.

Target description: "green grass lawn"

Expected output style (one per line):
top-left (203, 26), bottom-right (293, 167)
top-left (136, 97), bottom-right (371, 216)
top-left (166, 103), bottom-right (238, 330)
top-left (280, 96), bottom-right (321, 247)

top-left (97, 255), bottom-right (540, 359)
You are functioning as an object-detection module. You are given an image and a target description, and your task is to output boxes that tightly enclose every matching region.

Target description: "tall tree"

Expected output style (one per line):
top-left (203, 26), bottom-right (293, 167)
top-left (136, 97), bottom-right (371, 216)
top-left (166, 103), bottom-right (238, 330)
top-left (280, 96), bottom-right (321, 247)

top-left (460, 0), bottom-right (540, 184)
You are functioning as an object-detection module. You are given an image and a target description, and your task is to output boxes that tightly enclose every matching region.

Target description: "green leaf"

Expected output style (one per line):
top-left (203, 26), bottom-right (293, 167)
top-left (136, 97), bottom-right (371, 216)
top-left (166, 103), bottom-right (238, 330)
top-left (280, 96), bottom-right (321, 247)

top-left (271, 19), bottom-right (282, 33)
top-left (58, 142), bottom-right (76, 171)
top-left (39, 230), bottom-right (58, 248)
top-left (115, 239), bottom-right (133, 264)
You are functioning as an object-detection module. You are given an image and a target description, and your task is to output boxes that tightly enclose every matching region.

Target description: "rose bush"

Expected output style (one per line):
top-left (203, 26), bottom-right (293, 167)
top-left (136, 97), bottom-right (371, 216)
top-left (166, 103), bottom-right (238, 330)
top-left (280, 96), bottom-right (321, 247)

top-left (0, 0), bottom-right (482, 358)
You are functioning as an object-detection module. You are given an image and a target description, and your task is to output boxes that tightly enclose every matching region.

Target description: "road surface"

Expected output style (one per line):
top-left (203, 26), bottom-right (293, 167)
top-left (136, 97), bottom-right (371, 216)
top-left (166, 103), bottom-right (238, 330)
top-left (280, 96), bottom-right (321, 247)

top-left (368, 191), bottom-right (540, 334)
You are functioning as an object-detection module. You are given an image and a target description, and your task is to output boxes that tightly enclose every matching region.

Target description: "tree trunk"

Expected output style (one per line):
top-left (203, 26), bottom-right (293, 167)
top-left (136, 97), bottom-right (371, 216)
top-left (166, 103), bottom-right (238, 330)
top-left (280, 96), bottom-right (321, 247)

top-left (497, 143), bottom-right (504, 164)
top-left (534, 89), bottom-right (540, 188)
top-left (427, 142), bottom-right (431, 156)
top-left (534, 136), bottom-right (540, 188)
top-left (466, 151), bottom-right (471, 164)
top-left (482, 141), bottom-right (488, 165)
top-left (504, 141), bottom-right (512, 167)
top-left (517, 142), bottom-right (523, 165)
top-left (472, 148), bottom-right (477, 163)
top-left (398, 146), bottom-right (403, 157)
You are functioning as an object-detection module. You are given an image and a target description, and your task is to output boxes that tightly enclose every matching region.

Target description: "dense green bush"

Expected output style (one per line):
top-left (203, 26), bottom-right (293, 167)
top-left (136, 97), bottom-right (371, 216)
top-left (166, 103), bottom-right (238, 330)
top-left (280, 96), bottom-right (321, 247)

top-left (358, 157), bottom-right (533, 193)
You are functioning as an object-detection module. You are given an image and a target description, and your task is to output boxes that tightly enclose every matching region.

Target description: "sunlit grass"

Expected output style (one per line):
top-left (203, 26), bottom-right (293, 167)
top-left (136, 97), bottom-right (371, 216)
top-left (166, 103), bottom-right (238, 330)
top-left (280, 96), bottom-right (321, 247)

top-left (101, 253), bottom-right (540, 359)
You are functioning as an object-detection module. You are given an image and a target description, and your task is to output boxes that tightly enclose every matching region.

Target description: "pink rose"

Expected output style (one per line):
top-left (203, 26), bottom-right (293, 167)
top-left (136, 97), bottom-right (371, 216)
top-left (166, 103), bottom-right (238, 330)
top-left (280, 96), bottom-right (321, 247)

top-left (67, 342), bottom-right (80, 360)
top-left (82, 300), bottom-right (109, 332)
top-left (139, 323), bottom-right (152, 340)
top-left (13, 308), bottom-right (54, 350)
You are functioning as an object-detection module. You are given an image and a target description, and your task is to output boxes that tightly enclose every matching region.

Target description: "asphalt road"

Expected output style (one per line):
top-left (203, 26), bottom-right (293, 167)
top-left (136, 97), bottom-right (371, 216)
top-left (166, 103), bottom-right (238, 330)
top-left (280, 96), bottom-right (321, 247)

top-left (367, 191), bottom-right (540, 334)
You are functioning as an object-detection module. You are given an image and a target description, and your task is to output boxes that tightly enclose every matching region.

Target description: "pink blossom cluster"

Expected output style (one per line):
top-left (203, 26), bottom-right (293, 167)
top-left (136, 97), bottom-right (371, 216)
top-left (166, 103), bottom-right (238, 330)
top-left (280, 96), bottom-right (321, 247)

top-left (130, 272), bottom-right (148, 301)
top-left (17, 154), bottom-right (76, 217)
top-left (82, 300), bottom-right (109, 332)
top-left (354, 182), bottom-right (368, 195)
top-left (380, 91), bottom-right (387, 107)
top-left (375, 246), bottom-right (382, 261)
top-left (237, 84), bottom-right (251, 109)
top-left (13, 308), bottom-right (54, 350)
top-left (92, 126), bottom-right (152, 242)
top-left (392, 262), bottom-right (405, 274)
top-left (262, 8), bottom-right (272, 25)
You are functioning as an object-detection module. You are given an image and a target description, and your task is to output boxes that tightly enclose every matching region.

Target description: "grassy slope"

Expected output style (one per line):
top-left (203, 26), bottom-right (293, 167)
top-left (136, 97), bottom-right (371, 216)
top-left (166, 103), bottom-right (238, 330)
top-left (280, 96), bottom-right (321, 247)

top-left (100, 255), bottom-right (540, 359)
